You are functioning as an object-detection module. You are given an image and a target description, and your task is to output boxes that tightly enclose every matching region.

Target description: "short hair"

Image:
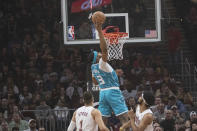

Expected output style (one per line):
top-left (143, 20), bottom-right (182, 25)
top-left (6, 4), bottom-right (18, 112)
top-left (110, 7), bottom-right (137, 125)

top-left (169, 96), bottom-right (176, 101)
top-left (143, 91), bottom-right (155, 106)
top-left (83, 91), bottom-right (93, 104)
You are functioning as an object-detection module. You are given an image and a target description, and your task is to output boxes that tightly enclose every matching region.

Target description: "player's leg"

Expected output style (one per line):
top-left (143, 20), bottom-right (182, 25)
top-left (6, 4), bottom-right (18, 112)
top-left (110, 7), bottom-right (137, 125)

top-left (118, 112), bottom-right (129, 125)
top-left (106, 89), bottom-right (130, 130)
top-left (117, 113), bottom-right (130, 131)
top-left (98, 91), bottom-right (112, 128)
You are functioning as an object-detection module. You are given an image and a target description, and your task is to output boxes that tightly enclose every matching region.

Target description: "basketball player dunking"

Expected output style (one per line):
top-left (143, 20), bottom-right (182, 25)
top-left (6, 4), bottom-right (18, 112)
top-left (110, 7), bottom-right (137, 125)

top-left (67, 91), bottom-right (109, 131)
top-left (89, 22), bottom-right (129, 130)
top-left (120, 91), bottom-right (155, 131)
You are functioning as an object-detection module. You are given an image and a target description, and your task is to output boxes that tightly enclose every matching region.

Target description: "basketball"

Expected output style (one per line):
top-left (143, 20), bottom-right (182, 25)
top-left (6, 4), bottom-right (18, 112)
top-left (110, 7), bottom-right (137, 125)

top-left (92, 11), bottom-right (106, 24)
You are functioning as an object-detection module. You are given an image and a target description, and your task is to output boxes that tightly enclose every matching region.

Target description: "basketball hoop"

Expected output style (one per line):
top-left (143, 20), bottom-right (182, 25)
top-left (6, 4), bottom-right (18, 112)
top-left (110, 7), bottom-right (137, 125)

top-left (104, 32), bottom-right (128, 61)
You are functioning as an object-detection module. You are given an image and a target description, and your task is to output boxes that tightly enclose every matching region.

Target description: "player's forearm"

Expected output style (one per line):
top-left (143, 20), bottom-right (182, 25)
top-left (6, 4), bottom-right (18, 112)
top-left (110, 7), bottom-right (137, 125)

top-left (98, 30), bottom-right (107, 54)
top-left (67, 121), bottom-right (76, 131)
top-left (120, 120), bottom-right (131, 130)
top-left (130, 118), bottom-right (138, 131)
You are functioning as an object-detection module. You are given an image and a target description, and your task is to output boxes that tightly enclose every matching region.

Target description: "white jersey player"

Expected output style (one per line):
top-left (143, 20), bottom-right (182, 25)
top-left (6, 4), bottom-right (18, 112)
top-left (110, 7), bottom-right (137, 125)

top-left (135, 105), bottom-right (153, 131)
top-left (67, 91), bottom-right (109, 131)
top-left (120, 91), bottom-right (155, 131)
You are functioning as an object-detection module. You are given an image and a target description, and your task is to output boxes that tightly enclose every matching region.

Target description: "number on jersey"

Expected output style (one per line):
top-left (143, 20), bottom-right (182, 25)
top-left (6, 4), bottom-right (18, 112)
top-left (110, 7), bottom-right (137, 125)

top-left (97, 75), bottom-right (105, 85)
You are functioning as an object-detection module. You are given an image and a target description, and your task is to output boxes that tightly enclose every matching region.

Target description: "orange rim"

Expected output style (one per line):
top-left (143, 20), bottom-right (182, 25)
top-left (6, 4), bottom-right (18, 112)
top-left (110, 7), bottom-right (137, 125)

top-left (104, 32), bottom-right (128, 37)
top-left (103, 32), bottom-right (128, 44)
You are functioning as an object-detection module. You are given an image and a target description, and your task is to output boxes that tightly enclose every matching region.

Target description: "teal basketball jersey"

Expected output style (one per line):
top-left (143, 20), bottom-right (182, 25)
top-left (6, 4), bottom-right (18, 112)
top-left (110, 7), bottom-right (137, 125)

top-left (91, 64), bottom-right (119, 89)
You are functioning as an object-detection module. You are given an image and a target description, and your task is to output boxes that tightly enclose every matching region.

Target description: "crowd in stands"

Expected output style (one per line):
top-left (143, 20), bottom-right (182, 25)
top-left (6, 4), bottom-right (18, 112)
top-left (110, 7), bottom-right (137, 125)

top-left (173, 0), bottom-right (197, 63)
top-left (0, 0), bottom-right (196, 131)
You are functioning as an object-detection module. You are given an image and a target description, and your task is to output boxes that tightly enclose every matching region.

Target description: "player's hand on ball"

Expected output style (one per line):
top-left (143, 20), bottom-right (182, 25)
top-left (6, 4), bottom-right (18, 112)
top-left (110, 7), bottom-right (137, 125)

top-left (128, 108), bottom-right (135, 119)
top-left (94, 22), bottom-right (102, 32)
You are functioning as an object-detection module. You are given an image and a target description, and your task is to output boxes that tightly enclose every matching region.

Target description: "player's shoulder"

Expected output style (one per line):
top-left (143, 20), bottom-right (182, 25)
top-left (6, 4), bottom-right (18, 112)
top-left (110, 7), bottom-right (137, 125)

top-left (91, 108), bottom-right (101, 116)
top-left (76, 106), bottom-right (84, 111)
top-left (144, 113), bottom-right (153, 120)
top-left (141, 113), bottom-right (153, 125)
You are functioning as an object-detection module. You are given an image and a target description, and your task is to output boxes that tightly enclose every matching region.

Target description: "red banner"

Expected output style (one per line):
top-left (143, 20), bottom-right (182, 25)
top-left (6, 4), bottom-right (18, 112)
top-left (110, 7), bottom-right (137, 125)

top-left (71, 0), bottom-right (112, 13)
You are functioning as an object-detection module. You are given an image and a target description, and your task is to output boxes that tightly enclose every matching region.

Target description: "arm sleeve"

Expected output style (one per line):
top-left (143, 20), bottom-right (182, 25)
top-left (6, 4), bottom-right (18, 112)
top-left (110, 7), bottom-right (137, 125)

top-left (99, 58), bottom-right (113, 72)
top-left (67, 121), bottom-right (76, 131)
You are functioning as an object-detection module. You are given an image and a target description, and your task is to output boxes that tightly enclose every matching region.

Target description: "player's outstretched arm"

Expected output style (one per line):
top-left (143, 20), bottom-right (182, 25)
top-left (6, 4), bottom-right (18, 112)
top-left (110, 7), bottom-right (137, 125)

top-left (67, 111), bottom-right (76, 131)
top-left (92, 109), bottom-right (109, 131)
top-left (94, 23), bottom-right (108, 62)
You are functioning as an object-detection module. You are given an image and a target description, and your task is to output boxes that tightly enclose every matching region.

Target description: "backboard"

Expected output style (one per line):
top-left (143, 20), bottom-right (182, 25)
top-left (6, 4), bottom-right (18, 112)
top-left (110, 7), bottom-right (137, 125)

top-left (61, 0), bottom-right (161, 44)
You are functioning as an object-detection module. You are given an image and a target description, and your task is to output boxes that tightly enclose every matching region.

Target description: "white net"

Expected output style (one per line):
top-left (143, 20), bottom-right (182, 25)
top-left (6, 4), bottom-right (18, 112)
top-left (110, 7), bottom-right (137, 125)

top-left (104, 33), bottom-right (127, 61)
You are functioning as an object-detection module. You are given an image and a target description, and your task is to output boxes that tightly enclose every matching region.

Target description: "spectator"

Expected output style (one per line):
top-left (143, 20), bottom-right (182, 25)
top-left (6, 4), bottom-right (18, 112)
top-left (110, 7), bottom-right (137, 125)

top-left (58, 87), bottom-right (70, 105)
top-left (54, 99), bottom-right (69, 119)
top-left (54, 99), bottom-right (69, 131)
top-left (171, 105), bottom-right (185, 123)
top-left (191, 122), bottom-right (197, 131)
top-left (166, 96), bottom-right (186, 114)
top-left (0, 98), bottom-right (8, 120)
top-left (190, 111), bottom-right (197, 122)
top-left (0, 120), bottom-right (8, 131)
top-left (12, 105), bottom-right (20, 116)
top-left (2, 77), bottom-right (19, 97)
top-left (185, 111), bottom-right (197, 130)
top-left (35, 97), bottom-right (55, 131)
top-left (33, 77), bottom-right (45, 95)
top-left (160, 110), bottom-right (175, 131)
top-left (153, 103), bottom-right (165, 123)
top-left (21, 104), bottom-right (35, 121)
top-left (8, 113), bottom-right (29, 131)
top-left (127, 97), bottom-right (136, 112)
top-left (155, 83), bottom-right (175, 105)
top-left (177, 87), bottom-right (193, 110)
top-left (35, 97), bottom-right (51, 120)
top-left (122, 79), bottom-right (137, 100)
top-left (154, 126), bottom-right (163, 131)
top-left (24, 119), bottom-right (38, 131)
top-left (19, 86), bottom-right (32, 105)
top-left (31, 93), bottom-right (41, 109)
top-left (66, 80), bottom-right (82, 101)
top-left (151, 96), bottom-right (162, 113)
top-left (45, 72), bottom-right (58, 91)
top-left (185, 120), bottom-right (191, 131)
top-left (175, 124), bottom-right (186, 131)
top-left (42, 66), bottom-right (52, 83)
top-left (153, 123), bottom-right (163, 131)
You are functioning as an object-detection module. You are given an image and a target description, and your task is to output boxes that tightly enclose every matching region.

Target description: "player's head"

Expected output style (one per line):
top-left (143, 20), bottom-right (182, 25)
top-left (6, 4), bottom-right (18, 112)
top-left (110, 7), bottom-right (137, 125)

top-left (138, 91), bottom-right (155, 108)
top-left (88, 50), bottom-right (102, 64)
top-left (83, 91), bottom-right (94, 105)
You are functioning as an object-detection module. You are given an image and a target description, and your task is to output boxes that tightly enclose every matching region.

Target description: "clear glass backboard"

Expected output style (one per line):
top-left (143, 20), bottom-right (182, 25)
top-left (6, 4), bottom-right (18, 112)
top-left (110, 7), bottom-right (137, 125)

top-left (61, 0), bottom-right (161, 44)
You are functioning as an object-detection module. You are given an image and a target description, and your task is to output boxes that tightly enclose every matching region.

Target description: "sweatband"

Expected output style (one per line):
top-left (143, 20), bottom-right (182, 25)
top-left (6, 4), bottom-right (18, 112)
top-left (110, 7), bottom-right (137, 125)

top-left (142, 93), bottom-right (149, 106)
top-left (67, 121), bottom-right (76, 131)
top-left (93, 51), bottom-right (98, 64)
